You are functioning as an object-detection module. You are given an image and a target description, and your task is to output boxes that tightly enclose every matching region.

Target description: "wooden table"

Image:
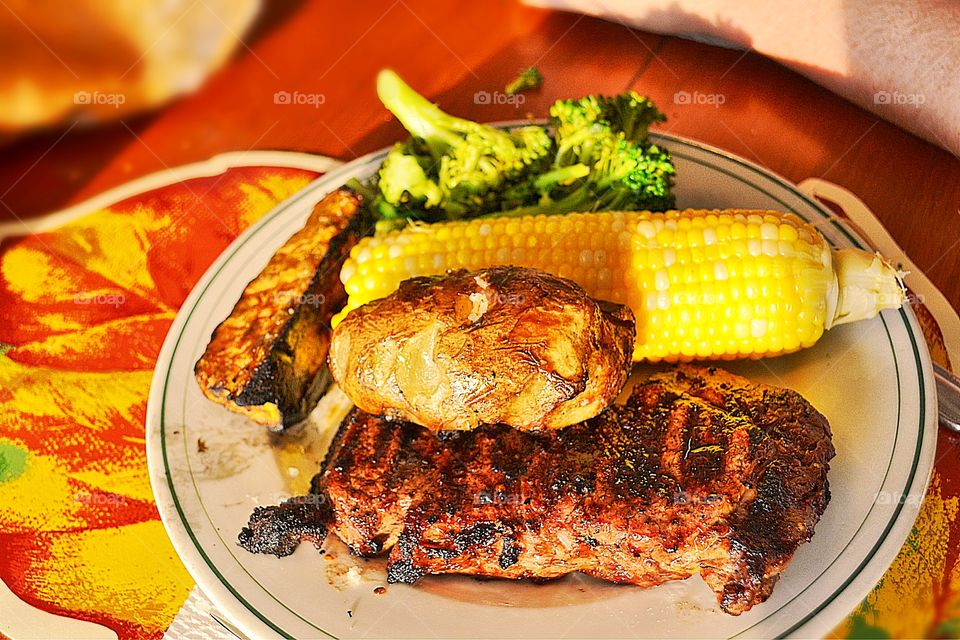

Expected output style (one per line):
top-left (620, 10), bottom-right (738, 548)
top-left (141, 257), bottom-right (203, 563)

top-left (1, 0), bottom-right (958, 311)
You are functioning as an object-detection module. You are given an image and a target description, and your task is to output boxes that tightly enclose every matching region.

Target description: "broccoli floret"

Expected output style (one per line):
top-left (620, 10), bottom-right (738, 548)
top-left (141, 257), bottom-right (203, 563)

top-left (551, 91), bottom-right (667, 167)
top-left (371, 70), bottom-right (675, 223)
top-left (495, 137), bottom-right (676, 217)
top-left (585, 138), bottom-right (676, 211)
top-left (491, 91), bottom-right (675, 217)
top-left (505, 66), bottom-right (543, 95)
top-left (552, 91), bottom-right (666, 145)
top-left (375, 69), bottom-right (553, 219)
top-left (378, 141), bottom-right (441, 209)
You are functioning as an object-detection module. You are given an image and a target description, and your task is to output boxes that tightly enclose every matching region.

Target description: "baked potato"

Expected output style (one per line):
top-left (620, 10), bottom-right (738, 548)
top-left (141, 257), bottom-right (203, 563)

top-left (328, 266), bottom-right (635, 431)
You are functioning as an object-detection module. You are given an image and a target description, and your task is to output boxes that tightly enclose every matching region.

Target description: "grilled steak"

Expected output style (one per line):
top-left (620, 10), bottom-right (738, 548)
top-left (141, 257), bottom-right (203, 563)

top-left (240, 365), bottom-right (834, 615)
top-left (329, 266), bottom-right (636, 431)
top-left (195, 188), bottom-right (370, 428)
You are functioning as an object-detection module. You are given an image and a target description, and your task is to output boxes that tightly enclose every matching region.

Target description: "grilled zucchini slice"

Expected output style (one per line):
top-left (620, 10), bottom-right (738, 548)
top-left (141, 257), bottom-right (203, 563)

top-left (194, 187), bottom-right (370, 428)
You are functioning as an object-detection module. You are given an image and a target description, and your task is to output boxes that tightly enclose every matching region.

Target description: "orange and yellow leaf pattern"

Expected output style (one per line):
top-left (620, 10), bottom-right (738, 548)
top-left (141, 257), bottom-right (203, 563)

top-left (0, 165), bottom-right (319, 639)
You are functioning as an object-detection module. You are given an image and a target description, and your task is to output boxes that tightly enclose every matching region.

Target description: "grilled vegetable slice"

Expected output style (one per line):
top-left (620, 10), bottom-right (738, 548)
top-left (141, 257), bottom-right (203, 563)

top-left (334, 209), bottom-right (906, 362)
top-left (195, 188), bottom-right (370, 428)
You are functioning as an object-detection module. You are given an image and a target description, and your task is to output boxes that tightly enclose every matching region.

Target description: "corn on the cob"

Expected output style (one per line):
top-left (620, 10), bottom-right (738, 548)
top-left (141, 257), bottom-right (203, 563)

top-left (334, 209), bottom-right (905, 361)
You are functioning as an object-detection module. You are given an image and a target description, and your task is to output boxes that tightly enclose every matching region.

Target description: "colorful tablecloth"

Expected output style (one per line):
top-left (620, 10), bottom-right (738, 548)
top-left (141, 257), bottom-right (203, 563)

top-left (0, 153), bottom-right (957, 639)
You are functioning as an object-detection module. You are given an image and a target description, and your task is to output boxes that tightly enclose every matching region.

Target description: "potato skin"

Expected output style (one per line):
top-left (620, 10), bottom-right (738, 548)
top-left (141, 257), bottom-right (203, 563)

top-left (329, 266), bottom-right (635, 431)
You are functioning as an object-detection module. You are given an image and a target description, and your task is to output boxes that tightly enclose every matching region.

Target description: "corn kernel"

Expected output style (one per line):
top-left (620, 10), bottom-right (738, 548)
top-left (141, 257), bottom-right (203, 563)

top-left (337, 209), bottom-right (840, 361)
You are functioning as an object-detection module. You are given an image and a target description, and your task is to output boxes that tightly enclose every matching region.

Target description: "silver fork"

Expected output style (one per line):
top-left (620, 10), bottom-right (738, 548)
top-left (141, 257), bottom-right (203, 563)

top-left (935, 363), bottom-right (960, 432)
top-left (209, 611), bottom-right (248, 640)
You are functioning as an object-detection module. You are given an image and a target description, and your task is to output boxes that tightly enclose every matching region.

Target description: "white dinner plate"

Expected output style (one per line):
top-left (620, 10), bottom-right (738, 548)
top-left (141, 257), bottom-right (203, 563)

top-left (146, 132), bottom-right (937, 639)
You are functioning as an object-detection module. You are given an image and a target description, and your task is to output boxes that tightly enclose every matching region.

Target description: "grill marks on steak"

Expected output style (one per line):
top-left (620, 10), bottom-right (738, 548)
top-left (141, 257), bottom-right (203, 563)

top-left (241, 365), bottom-right (834, 615)
top-left (321, 410), bottom-right (444, 556)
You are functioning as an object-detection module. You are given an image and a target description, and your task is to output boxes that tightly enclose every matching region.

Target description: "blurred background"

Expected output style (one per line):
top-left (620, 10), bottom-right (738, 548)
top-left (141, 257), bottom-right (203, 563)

top-left (1, 0), bottom-right (956, 234)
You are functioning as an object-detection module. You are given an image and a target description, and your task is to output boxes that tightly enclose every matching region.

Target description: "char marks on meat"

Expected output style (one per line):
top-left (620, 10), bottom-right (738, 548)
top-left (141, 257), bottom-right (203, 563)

top-left (239, 496), bottom-right (331, 557)
top-left (240, 365), bottom-right (834, 615)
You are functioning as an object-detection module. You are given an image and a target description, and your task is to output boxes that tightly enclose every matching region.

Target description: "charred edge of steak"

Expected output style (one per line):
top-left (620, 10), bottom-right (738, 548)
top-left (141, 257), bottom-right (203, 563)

top-left (388, 518), bottom-right (508, 584)
top-left (718, 386), bottom-right (835, 613)
top-left (238, 496), bottom-right (332, 557)
top-left (386, 532), bottom-right (425, 584)
top-left (237, 398), bottom-right (368, 554)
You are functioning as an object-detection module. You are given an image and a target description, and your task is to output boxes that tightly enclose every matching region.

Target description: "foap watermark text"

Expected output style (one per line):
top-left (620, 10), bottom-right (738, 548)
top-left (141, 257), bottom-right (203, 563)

top-left (474, 90), bottom-right (525, 107)
top-left (674, 90), bottom-right (726, 107)
top-left (74, 91), bottom-right (126, 108)
top-left (274, 91), bottom-right (326, 108)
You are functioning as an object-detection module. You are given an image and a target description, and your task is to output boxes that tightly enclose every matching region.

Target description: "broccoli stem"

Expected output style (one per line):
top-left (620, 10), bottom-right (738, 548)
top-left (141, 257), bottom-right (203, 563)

top-left (486, 189), bottom-right (593, 219)
top-left (532, 164), bottom-right (590, 191)
top-left (377, 69), bottom-right (462, 155)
